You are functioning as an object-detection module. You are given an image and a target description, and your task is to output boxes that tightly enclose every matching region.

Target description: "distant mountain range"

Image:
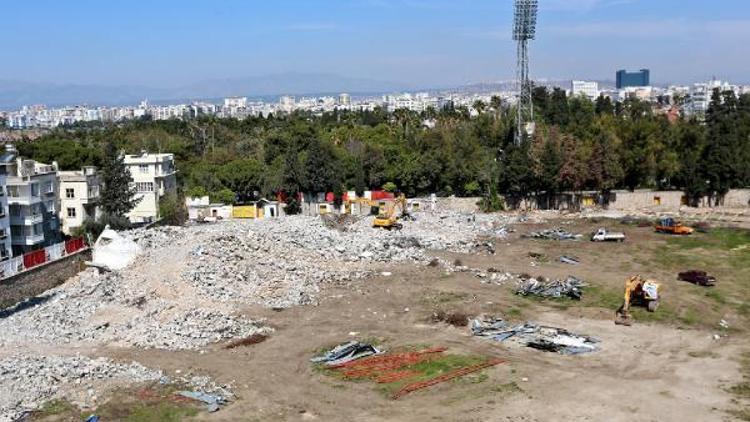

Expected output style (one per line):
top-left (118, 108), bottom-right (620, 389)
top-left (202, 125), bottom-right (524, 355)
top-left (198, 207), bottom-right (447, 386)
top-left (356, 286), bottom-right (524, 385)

top-left (0, 73), bottom-right (415, 109)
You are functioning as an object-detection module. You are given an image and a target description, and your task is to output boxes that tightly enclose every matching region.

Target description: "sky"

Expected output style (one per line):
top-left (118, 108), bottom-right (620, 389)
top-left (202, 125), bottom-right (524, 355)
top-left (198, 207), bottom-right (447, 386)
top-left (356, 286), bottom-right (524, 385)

top-left (2, 0), bottom-right (749, 88)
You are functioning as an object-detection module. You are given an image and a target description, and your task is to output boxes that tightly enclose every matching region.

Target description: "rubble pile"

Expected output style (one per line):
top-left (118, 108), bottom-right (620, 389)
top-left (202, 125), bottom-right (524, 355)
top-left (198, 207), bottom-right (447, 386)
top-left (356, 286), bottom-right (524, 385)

top-left (126, 308), bottom-right (270, 350)
top-left (516, 276), bottom-right (587, 300)
top-left (471, 316), bottom-right (600, 355)
top-left (523, 228), bottom-right (582, 241)
top-left (0, 355), bottom-right (236, 421)
top-left (0, 355), bottom-right (166, 422)
top-left (178, 214), bottom-right (508, 307)
top-left (0, 269), bottom-right (269, 350)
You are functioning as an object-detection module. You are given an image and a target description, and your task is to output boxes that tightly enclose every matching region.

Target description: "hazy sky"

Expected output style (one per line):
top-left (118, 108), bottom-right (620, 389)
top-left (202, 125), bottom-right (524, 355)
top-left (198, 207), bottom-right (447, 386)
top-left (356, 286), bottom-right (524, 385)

top-left (2, 0), bottom-right (749, 87)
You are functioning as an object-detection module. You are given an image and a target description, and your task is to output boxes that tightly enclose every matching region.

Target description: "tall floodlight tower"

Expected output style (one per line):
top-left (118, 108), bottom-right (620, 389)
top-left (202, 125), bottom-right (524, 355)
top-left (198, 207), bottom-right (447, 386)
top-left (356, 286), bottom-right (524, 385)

top-left (513, 0), bottom-right (538, 144)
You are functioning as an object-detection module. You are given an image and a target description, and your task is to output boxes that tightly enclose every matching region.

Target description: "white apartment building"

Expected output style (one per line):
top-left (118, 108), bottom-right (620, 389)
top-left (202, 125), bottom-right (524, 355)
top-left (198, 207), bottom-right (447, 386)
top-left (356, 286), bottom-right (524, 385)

top-left (224, 97), bottom-right (248, 109)
top-left (571, 81), bottom-right (599, 100)
top-left (0, 175), bottom-right (12, 260)
top-left (58, 167), bottom-right (100, 235)
top-left (687, 80), bottom-right (739, 117)
top-left (124, 152), bottom-right (177, 224)
top-left (0, 145), bottom-right (61, 255)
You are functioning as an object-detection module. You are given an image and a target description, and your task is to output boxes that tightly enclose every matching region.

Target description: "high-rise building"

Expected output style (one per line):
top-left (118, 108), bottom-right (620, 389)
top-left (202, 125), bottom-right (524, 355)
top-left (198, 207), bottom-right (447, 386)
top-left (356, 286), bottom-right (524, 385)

top-left (616, 69), bottom-right (650, 89)
top-left (338, 93), bottom-right (351, 106)
top-left (571, 81), bottom-right (599, 100)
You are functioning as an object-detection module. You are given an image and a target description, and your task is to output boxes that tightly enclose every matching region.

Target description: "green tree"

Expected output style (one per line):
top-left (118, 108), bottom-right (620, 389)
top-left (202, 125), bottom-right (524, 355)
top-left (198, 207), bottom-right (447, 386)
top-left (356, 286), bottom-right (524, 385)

top-left (304, 138), bottom-right (339, 193)
top-left (210, 188), bottom-right (236, 204)
top-left (595, 95), bottom-right (614, 115)
top-left (159, 193), bottom-right (188, 225)
top-left (535, 129), bottom-right (562, 208)
top-left (588, 130), bottom-right (624, 196)
top-left (99, 140), bottom-right (140, 218)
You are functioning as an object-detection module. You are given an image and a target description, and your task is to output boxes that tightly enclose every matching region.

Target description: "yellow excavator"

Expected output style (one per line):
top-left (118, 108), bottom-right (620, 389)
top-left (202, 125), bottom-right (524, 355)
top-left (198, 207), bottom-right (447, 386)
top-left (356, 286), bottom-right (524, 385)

top-left (615, 275), bottom-right (661, 326)
top-left (372, 193), bottom-right (409, 230)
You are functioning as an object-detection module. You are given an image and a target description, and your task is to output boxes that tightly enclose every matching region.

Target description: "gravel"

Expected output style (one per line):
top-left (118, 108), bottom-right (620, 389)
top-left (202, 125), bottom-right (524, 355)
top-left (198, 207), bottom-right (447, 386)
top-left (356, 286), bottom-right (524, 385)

top-left (0, 269), bottom-right (270, 350)
top-left (0, 355), bottom-right (165, 422)
top-left (0, 354), bottom-right (237, 422)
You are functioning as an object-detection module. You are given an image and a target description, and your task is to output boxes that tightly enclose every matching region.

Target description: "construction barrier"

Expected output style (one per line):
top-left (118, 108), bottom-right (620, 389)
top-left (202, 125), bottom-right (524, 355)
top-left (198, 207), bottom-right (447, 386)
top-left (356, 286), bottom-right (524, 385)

top-left (0, 257), bottom-right (24, 279)
top-left (23, 250), bottom-right (47, 270)
top-left (65, 237), bottom-right (86, 254)
top-left (46, 243), bottom-right (65, 261)
top-left (0, 237), bottom-right (87, 281)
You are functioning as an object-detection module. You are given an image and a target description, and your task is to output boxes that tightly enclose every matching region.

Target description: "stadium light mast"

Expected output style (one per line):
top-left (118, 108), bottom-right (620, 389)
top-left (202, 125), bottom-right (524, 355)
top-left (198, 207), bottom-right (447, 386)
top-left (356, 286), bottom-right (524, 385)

top-left (513, 0), bottom-right (538, 145)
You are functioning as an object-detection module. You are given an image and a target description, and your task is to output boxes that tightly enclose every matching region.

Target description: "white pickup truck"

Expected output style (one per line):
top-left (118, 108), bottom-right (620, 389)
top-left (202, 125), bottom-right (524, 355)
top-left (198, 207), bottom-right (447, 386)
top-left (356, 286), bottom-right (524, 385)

top-left (591, 228), bottom-right (626, 242)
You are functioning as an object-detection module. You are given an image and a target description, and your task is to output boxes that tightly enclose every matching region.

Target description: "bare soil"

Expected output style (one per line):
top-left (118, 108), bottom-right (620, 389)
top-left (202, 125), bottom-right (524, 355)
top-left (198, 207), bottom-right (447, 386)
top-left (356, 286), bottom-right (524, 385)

top-left (80, 220), bottom-right (749, 422)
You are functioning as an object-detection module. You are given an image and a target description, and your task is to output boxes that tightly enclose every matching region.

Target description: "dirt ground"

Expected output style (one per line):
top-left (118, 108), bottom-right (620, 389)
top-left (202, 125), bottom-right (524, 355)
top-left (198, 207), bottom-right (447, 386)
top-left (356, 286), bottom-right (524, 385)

top-left (84, 219), bottom-right (749, 422)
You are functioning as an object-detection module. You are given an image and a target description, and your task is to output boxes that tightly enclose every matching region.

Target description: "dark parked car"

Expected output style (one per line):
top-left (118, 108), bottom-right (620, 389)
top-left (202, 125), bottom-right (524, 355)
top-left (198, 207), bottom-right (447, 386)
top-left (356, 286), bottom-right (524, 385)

top-left (678, 270), bottom-right (716, 287)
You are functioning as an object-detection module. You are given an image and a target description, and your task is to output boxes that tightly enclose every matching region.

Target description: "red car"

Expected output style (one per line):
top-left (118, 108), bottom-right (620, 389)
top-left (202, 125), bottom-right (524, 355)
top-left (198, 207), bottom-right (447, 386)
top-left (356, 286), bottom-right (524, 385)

top-left (678, 270), bottom-right (716, 287)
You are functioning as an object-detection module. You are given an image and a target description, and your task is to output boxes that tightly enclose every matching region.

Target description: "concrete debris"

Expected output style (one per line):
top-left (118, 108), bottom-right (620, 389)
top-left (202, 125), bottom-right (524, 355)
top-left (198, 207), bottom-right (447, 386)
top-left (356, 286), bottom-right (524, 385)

top-left (0, 269), bottom-right (270, 351)
top-left (175, 215), bottom-right (508, 307)
top-left (0, 355), bottom-right (234, 421)
top-left (476, 271), bottom-right (516, 285)
top-left (471, 316), bottom-right (600, 355)
top-left (1, 213), bottom-right (506, 351)
top-left (523, 228), bottom-right (582, 241)
top-left (0, 355), bottom-right (165, 422)
top-left (559, 256), bottom-right (580, 265)
top-left (311, 341), bottom-right (382, 366)
top-left (516, 276), bottom-right (587, 300)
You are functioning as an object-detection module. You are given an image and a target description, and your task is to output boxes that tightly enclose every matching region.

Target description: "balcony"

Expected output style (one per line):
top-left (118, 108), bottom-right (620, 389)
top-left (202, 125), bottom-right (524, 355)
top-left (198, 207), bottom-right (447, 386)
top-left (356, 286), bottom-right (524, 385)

top-left (10, 214), bottom-right (43, 225)
top-left (7, 196), bottom-right (42, 206)
top-left (11, 233), bottom-right (45, 246)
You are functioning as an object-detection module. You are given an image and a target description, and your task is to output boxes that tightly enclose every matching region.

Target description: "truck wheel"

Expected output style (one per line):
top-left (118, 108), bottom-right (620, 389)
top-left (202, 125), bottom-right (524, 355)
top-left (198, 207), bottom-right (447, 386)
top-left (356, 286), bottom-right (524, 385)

top-left (647, 300), bottom-right (659, 312)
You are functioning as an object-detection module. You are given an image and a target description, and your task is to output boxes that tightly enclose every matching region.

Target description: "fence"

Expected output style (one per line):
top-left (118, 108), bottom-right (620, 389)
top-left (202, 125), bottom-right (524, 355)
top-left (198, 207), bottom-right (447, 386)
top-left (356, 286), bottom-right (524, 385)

top-left (0, 237), bottom-right (88, 280)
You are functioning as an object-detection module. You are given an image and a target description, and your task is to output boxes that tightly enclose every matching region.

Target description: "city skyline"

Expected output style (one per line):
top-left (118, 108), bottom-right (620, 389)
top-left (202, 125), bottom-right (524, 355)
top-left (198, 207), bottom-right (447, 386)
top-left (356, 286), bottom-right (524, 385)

top-left (2, 0), bottom-right (749, 91)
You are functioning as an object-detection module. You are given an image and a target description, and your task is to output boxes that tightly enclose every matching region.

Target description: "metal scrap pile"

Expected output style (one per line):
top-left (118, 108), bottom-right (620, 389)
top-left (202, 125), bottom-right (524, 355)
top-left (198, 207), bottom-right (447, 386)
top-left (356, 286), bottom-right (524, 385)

top-left (471, 316), bottom-right (600, 355)
top-left (313, 344), bottom-right (503, 399)
top-left (516, 276), bottom-right (587, 300)
top-left (311, 341), bottom-right (382, 366)
top-left (523, 228), bottom-right (582, 241)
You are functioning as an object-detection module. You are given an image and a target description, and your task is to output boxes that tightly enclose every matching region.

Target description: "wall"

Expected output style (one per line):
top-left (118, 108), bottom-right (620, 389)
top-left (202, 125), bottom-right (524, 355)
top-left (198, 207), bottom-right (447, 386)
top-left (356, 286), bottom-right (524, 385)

top-left (723, 189), bottom-right (750, 207)
top-left (59, 179), bottom-right (87, 234)
top-left (0, 249), bottom-right (90, 309)
top-left (430, 189), bottom-right (750, 213)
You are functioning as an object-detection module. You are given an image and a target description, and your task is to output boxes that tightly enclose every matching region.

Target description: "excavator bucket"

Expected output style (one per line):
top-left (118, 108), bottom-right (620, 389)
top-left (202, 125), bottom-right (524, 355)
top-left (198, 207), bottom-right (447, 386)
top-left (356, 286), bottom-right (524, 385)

top-left (614, 308), bottom-right (632, 326)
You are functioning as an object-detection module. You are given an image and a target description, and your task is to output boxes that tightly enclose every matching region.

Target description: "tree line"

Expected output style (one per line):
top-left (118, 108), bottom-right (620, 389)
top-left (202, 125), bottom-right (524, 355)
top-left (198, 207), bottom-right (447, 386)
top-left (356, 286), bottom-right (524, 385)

top-left (14, 87), bottom-right (750, 212)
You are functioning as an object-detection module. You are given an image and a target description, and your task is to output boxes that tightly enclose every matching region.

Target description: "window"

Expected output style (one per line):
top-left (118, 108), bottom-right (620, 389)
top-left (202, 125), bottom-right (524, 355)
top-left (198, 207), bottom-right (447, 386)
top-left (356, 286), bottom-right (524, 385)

top-left (30, 183), bottom-right (39, 197)
top-left (32, 223), bottom-right (43, 236)
top-left (46, 201), bottom-right (55, 213)
top-left (7, 186), bottom-right (19, 197)
top-left (43, 181), bottom-right (53, 193)
top-left (9, 204), bottom-right (21, 216)
top-left (139, 164), bottom-right (149, 174)
top-left (136, 182), bottom-right (154, 192)
top-left (66, 188), bottom-right (75, 199)
top-left (67, 207), bottom-right (76, 218)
